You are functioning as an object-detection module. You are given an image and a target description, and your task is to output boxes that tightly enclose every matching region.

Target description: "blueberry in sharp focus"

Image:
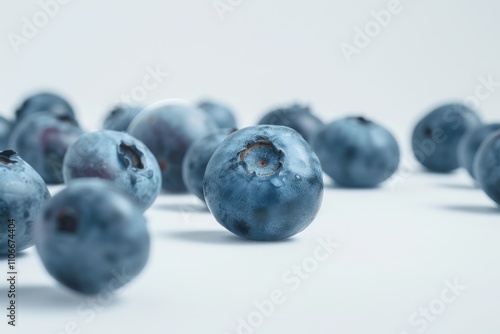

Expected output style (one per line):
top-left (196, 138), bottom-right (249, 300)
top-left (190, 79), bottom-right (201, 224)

top-left (0, 116), bottom-right (13, 149)
top-left (35, 178), bottom-right (150, 295)
top-left (9, 112), bottom-right (84, 184)
top-left (312, 116), bottom-right (400, 188)
top-left (258, 103), bottom-right (324, 143)
top-left (198, 100), bottom-right (237, 129)
top-left (411, 103), bottom-right (481, 173)
top-left (0, 150), bottom-right (51, 255)
top-left (63, 130), bottom-right (161, 211)
top-left (15, 92), bottom-right (76, 122)
top-left (474, 130), bottom-right (500, 206)
top-left (458, 123), bottom-right (500, 179)
top-left (103, 104), bottom-right (143, 132)
top-left (203, 125), bottom-right (323, 241)
top-left (128, 100), bottom-right (218, 193)
top-left (182, 128), bottom-right (235, 202)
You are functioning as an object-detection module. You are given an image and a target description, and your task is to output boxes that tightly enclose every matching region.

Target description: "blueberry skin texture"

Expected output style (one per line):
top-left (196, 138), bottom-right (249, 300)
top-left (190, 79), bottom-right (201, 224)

top-left (0, 116), bottom-right (13, 149)
top-left (474, 131), bottom-right (500, 206)
top-left (35, 179), bottom-right (150, 295)
top-left (15, 92), bottom-right (75, 122)
top-left (312, 117), bottom-right (400, 188)
top-left (128, 101), bottom-right (218, 193)
top-left (103, 105), bottom-right (142, 132)
top-left (182, 128), bottom-right (234, 202)
top-left (0, 150), bottom-right (51, 255)
top-left (411, 104), bottom-right (482, 173)
top-left (458, 123), bottom-right (500, 179)
top-left (9, 112), bottom-right (84, 184)
top-left (258, 104), bottom-right (324, 143)
top-left (63, 130), bottom-right (161, 211)
top-left (204, 125), bottom-right (323, 241)
top-left (198, 100), bottom-right (237, 129)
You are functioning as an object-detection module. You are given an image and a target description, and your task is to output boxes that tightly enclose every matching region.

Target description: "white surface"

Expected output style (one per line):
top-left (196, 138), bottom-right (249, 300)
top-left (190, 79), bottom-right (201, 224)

top-left (1, 171), bottom-right (500, 334)
top-left (1, 0), bottom-right (500, 333)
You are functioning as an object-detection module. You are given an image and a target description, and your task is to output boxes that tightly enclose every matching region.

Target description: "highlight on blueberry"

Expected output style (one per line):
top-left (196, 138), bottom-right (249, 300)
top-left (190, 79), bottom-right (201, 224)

top-left (62, 130), bottom-right (161, 211)
top-left (0, 150), bottom-right (51, 255)
top-left (203, 125), bottom-right (323, 241)
top-left (128, 99), bottom-right (218, 193)
top-left (35, 178), bottom-right (150, 295)
top-left (9, 112), bottom-right (84, 184)
top-left (411, 103), bottom-right (481, 173)
top-left (312, 116), bottom-right (400, 188)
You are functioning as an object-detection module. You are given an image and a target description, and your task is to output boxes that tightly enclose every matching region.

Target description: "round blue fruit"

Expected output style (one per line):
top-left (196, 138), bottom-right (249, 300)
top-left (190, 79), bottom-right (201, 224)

top-left (182, 128), bottom-right (235, 202)
top-left (411, 104), bottom-right (481, 173)
top-left (204, 125), bottom-right (323, 241)
top-left (128, 100), bottom-right (218, 193)
top-left (312, 116), bottom-right (400, 188)
top-left (63, 130), bottom-right (161, 211)
top-left (258, 104), bottom-right (323, 143)
top-left (474, 130), bottom-right (500, 206)
top-left (35, 179), bottom-right (150, 295)
top-left (0, 116), bottom-right (13, 150)
top-left (458, 123), bottom-right (500, 179)
top-left (103, 104), bottom-right (143, 132)
top-left (0, 150), bottom-right (51, 255)
top-left (15, 92), bottom-right (76, 122)
top-left (198, 100), bottom-right (237, 129)
top-left (9, 112), bottom-right (84, 184)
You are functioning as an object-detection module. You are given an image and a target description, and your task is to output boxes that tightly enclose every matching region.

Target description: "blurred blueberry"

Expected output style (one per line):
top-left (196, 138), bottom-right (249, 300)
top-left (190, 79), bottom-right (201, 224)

top-left (198, 100), bottom-right (237, 129)
top-left (128, 100), bottom-right (218, 193)
top-left (182, 128), bottom-right (235, 202)
top-left (258, 103), bottom-right (323, 143)
top-left (9, 112), bottom-right (84, 184)
top-left (103, 104), bottom-right (142, 132)
top-left (474, 130), bottom-right (500, 206)
top-left (35, 179), bottom-right (150, 295)
top-left (411, 104), bottom-right (481, 173)
top-left (0, 150), bottom-right (51, 255)
top-left (0, 116), bottom-right (13, 149)
top-left (15, 92), bottom-right (76, 122)
top-left (312, 116), bottom-right (400, 188)
top-left (63, 130), bottom-right (161, 211)
top-left (204, 125), bottom-right (323, 241)
top-left (458, 123), bottom-right (500, 179)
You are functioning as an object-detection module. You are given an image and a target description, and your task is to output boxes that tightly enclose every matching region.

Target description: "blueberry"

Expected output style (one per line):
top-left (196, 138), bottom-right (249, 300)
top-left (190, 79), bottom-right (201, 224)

top-left (0, 116), bottom-right (13, 149)
top-left (103, 104), bottom-right (142, 132)
top-left (0, 150), bottom-right (51, 255)
top-left (9, 112), bottom-right (84, 184)
top-left (128, 100), bottom-right (218, 193)
top-left (182, 128), bottom-right (235, 202)
top-left (474, 131), bottom-right (500, 206)
top-left (198, 100), bottom-right (237, 129)
top-left (203, 125), bottom-right (323, 241)
top-left (35, 179), bottom-right (150, 295)
top-left (15, 92), bottom-right (76, 122)
top-left (312, 116), bottom-right (400, 188)
top-left (458, 123), bottom-right (500, 179)
top-left (63, 130), bottom-right (161, 211)
top-left (258, 103), bottom-right (323, 143)
top-left (411, 104), bottom-right (482, 173)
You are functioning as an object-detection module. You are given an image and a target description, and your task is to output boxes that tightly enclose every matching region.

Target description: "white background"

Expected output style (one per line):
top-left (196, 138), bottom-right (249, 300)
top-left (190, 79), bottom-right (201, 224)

top-left (1, 0), bottom-right (500, 333)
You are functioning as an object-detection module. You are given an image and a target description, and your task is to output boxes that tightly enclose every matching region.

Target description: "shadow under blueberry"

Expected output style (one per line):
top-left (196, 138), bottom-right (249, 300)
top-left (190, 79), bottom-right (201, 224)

top-left (154, 203), bottom-right (209, 213)
top-left (0, 285), bottom-right (122, 311)
top-left (435, 183), bottom-right (478, 191)
top-left (325, 182), bottom-right (381, 191)
top-left (165, 230), bottom-right (297, 245)
top-left (439, 204), bottom-right (500, 215)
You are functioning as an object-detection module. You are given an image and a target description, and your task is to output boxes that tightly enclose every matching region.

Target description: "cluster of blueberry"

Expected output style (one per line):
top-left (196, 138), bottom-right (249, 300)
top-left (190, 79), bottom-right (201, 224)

top-left (0, 92), bottom-right (499, 296)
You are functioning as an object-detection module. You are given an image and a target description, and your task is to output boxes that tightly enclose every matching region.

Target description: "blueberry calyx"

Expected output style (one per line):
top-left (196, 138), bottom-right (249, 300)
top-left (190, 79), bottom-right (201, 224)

top-left (424, 127), bottom-right (433, 138)
top-left (119, 143), bottom-right (144, 170)
top-left (57, 210), bottom-right (78, 233)
top-left (0, 150), bottom-right (18, 164)
top-left (355, 116), bottom-right (371, 125)
top-left (239, 141), bottom-right (283, 176)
